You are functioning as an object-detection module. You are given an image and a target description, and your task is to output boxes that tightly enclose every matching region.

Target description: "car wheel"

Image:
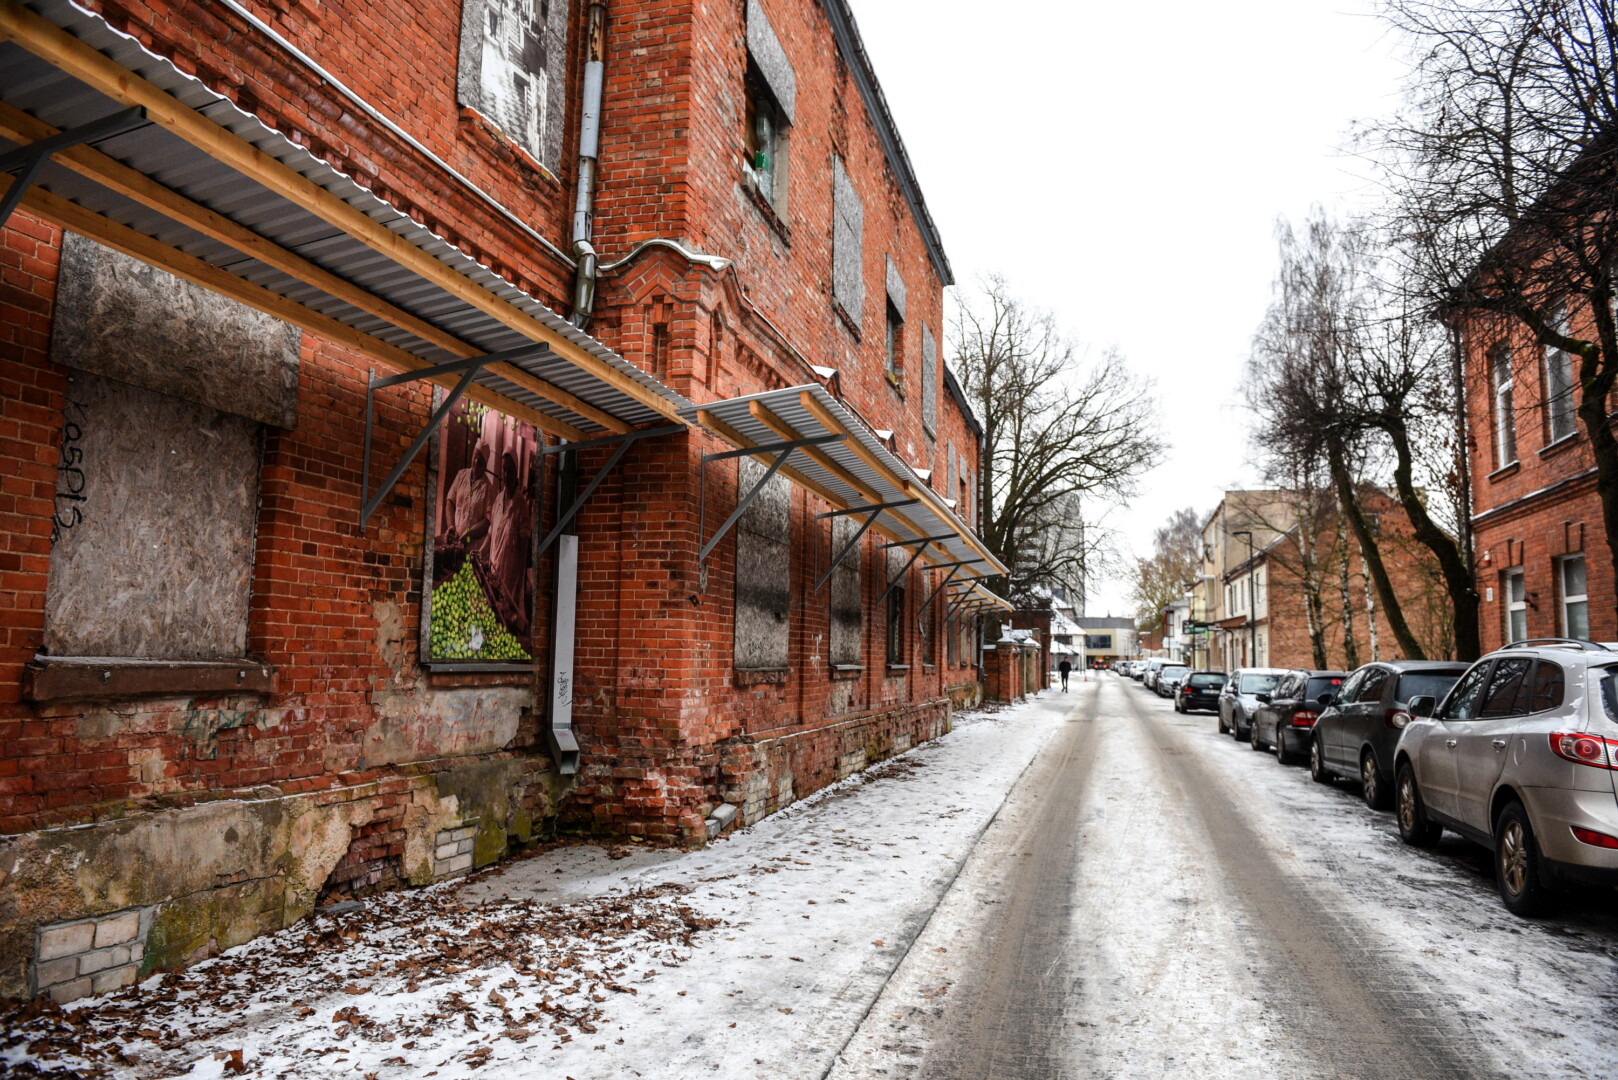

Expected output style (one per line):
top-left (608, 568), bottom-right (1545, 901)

top-left (1309, 737), bottom-right (1334, 785)
top-left (1232, 712), bottom-right (1247, 742)
top-left (1395, 763), bottom-right (1442, 847)
top-left (1249, 717), bottom-right (1266, 752)
top-left (1275, 729), bottom-right (1298, 765)
top-left (1218, 710), bottom-right (1229, 734)
top-left (1360, 751), bottom-right (1391, 811)
top-left (1495, 802), bottom-right (1553, 917)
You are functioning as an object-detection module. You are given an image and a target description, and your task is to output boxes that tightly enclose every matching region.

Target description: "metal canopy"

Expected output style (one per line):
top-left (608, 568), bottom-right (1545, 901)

top-left (0, 0), bottom-right (691, 441)
top-left (682, 384), bottom-right (1008, 582)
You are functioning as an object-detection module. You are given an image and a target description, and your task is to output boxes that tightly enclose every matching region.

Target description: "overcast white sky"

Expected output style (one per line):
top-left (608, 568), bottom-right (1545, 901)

top-left (849, 0), bottom-right (1411, 618)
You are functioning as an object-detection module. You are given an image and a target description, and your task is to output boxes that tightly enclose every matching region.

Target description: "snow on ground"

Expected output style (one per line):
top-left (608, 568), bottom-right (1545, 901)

top-left (2, 689), bottom-right (1078, 1080)
top-left (1136, 682), bottom-right (1618, 1079)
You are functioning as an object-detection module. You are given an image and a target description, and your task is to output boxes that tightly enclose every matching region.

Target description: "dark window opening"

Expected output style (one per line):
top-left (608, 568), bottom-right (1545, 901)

top-left (743, 62), bottom-right (787, 210)
top-left (885, 299), bottom-right (904, 378)
top-left (887, 581), bottom-right (906, 664)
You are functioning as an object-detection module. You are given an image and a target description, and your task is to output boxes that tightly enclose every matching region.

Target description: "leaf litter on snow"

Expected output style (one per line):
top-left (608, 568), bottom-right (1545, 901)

top-left (0, 874), bottom-right (720, 1079)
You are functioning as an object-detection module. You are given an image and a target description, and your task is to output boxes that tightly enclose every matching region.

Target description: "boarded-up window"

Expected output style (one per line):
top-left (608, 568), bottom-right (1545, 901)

top-left (921, 323), bottom-right (937, 436)
top-left (885, 547), bottom-right (907, 665)
top-left (457, 0), bottom-right (570, 170)
top-left (831, 157), bottom-right (864, 327)
top-left (734, 456), bottom-right (791, 670)
top-left (828, 515), bottom-right (862, 666)
top-left (44, 372), bottom-right (262, 658)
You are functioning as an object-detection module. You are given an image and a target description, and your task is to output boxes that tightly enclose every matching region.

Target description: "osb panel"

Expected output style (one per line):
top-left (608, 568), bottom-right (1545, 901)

top-left (51, 233), bottom-right (299, 429)
top-left (734, 456), bottom-right (790, 670)
top-left (829, 516), bottom-right (861, 665)
top-left (44, 372), bottom-right (262, 659)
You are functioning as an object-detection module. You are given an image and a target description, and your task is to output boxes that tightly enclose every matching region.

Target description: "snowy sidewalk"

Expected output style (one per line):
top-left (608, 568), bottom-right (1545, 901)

top-left (4, 687), bottom-right (1081, 1080)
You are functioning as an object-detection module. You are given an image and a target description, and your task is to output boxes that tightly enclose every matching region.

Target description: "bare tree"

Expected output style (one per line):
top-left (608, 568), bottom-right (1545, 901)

top-left (1247, 213), bottom-right (1431, 659)
top-left (952, 276), bottom-right (1162, 606)
top-left (1373, 0), bottom-right (1618, 633)
top-left (1129, 507), bottom-right (1205, 633)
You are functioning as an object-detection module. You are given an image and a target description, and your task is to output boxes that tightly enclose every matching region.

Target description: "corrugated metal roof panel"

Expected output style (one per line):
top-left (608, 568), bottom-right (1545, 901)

top-left (681, 384), bottom-right (1007, 583)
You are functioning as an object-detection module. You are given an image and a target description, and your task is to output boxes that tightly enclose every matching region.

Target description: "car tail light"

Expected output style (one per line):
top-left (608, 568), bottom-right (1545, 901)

top-left (1549, 732), bottom-right (1618, 770)
top-left (1572, 826), bottom-right (1618, 849)
top-left (1384, 709), bottom-right (1411, 729)
top-left (1181, 685), bottom-right (1193, 695)
top-left (1291, 711), bottom-right (1318, 727)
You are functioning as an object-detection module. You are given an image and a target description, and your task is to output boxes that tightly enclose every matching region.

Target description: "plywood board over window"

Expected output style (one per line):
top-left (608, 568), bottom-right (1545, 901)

top-left (734, 455), bottom-right (792, 674)
top-left (828, 515), bottom-right (862, 667)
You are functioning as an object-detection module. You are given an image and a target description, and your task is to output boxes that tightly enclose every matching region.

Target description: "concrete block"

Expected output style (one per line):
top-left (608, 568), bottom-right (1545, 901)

top-left (48, 977), bottom-right (92, 1004)
top-left (705, 803), bottom-right (739, 840)
top-left (450, 827), bottom-right (476, 842)
top-left (455, 839), bottom-right (474, 854)
top-left (444, 853), bottom-right (473, 873)
top-left (91, 965), bottom-right (137, 996)
top-left (34, 956), bottom-right (79, 988)
top-left (93, 910), bottom-right (141, 948)
top-left (434, 842), bottom-right (459, 861)
top-left (77, 949), bottom-right (115, 975)
top-left (38, 922), bottom-right (95, 961)
top-left (111, 946), bottom-right (131, 966)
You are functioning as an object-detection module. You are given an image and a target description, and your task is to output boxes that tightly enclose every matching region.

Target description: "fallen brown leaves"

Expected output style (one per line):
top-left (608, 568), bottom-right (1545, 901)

top-left (0, 880), bottom-right (722, 1078)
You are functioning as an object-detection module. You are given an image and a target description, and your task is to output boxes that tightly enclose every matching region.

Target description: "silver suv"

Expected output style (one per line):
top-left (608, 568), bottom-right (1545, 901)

top-left (1393, 639), bottom-right (1618, 915)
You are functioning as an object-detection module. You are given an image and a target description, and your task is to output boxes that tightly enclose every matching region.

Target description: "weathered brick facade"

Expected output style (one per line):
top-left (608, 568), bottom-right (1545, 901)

top-left (1459, 310), bottom-right (1616, 651)
top-left (0, 0), bottom-right (991, 999)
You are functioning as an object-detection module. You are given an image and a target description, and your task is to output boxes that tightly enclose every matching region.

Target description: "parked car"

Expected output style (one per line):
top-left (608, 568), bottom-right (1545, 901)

top-left (1249, 669), bottom-right (1348, 764)
top-left (1154, 663), bottom-right (1190, 698)
top-left (1175, 671), bottom-right (1228, 714)
top-left (1219, 668), bottom-right (1289, 740)
top-left (1140, 659), bottom-right (1166, 690)
top-left (1393, 639), bottom-right (1618, 915)
top-left (1132, 662), bottom-right (1149, 681)
top-left (1308, 660), bottom-right (1468, 809)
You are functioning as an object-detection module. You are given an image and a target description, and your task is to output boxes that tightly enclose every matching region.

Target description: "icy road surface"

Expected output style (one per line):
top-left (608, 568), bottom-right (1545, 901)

top-left (9, 677), bottom-right (1618, 1079)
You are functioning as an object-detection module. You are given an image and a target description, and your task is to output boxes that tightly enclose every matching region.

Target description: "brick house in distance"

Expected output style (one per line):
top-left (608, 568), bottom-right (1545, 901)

top-left (1461, 302), bottom-right (1613, 650)
top-left (0, 0), bottom-right (1007, 1001)
top-left (1204, 489), bottom-right (1452, 671)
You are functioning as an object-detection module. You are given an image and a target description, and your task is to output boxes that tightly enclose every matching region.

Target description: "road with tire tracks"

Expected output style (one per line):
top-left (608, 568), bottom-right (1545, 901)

top-left (831, 675), bottom-right (1618, 1080)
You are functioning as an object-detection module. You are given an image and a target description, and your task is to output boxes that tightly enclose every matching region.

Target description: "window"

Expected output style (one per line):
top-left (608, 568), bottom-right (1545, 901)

top-left (742, 0), bottom-right (795, 216)
top-left (1503, 569), bottom-right (1527, 644)
top-left (1491, 346), bottom-right (1517, 467)
top-left (1478, 658), bottom-right (1532, 717)
top-left (1527, 661), bottom-right (1565, 712)
top-left (743, 61), bottom-right (789, 212)
top-left (1560, 555), bottom-right (1589, 639)
top-left (1358, 667), bottom-right (1392, 705)
top-left (1545, 311), bottom-right (1577, 443)
top-left (884, 299), bottom-right (904, 380)
top-left (1443, 662), bottom-right (1493, 720)
top-left (886, 578), bottom-right (906, 664)
top-left (831, 157), bottom-right (864, 327)
top-left (1397, 671), bottom-right (1465, 704)
top-left (734, 455), bottom-right (791, 672)
top-left (1305, 676), bottom-right (1345, 702)
top-left (1337, 667), bottom-right (1369, 704)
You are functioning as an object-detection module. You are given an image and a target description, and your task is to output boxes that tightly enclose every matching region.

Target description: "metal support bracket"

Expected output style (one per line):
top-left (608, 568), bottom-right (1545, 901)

top-left (534, 424), bottom-right (683, 557)
top-left (881, 532), bottom-right (957, 549)
top-left (917, 563), bottom-right (970, 618)
top-left (877, 539), bottom-right (939, 606)
top-left (699, 434), bottom-right (846, 562)
top-left (360, 344), bottom-right (549, 528)
top-left (0, 106), bottom-right (148, 228)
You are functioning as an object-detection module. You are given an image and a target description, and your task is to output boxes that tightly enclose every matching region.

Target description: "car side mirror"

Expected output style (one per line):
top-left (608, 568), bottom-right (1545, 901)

top-left (1255, 692), bottom-right (1271, 704)
top-left (1317, 693), bottom-right (1335, 707)
top-left (1407, 695), bottom-right (1436, 718)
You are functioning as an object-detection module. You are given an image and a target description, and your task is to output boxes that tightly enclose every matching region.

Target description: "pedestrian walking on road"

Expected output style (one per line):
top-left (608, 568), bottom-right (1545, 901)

top-left (1058, 657), bottom-right (1072, 691)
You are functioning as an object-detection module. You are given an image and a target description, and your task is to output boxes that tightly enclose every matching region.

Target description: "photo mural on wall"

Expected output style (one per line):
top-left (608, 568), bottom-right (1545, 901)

top-left (457, 0), bottom-right (570, 170)
top-left (427, 400), bottom-right (539, 662)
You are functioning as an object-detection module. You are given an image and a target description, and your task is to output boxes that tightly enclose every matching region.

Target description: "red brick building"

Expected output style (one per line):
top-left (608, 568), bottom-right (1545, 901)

top-left (1459, 304), bottom-right (1613, 651)
top-left (0, 0), bottom-right (1006, 1000)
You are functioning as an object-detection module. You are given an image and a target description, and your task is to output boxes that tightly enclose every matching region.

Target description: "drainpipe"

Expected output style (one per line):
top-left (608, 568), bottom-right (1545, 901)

top-left (569, 0), bottom-right (608, 327)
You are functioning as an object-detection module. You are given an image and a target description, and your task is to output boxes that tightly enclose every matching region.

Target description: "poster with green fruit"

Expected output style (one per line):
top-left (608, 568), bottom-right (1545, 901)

top-left (426, 399), bottom-right (538, 662)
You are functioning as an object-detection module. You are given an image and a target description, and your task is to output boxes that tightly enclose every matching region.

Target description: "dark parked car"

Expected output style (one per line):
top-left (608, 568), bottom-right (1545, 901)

top-left (1219, 668), bottom-right (1288, 740)
top-left (1249, 669), bottom-right (1348, 764)
top-left (1308, 660), bottom-right (1468, 808)
top-left (1174, 671), bottom-right (1228, 714)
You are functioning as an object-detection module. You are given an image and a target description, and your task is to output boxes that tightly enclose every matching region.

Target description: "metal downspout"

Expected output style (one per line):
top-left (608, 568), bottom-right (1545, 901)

top-left (547, 0), bottom-right (608, 773)
top-left (570, 0), bottom-right (608, 327)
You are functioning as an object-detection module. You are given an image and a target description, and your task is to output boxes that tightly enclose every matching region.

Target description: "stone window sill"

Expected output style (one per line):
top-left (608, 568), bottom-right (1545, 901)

top-left (829, 663), bottom-right (863, 681)
top-left (886, 663), bottom-right (910, 674)
top-left (885, 368), bottom-right (906, 398)
top-left (1487, 461), bottom-right (1521, 482)
top-left (1539, 432), bottom-right (1580, 459)
top-left (23, 656), bottom-right (277, 702)
top-left (735, 667), bottom-right (790, 687)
